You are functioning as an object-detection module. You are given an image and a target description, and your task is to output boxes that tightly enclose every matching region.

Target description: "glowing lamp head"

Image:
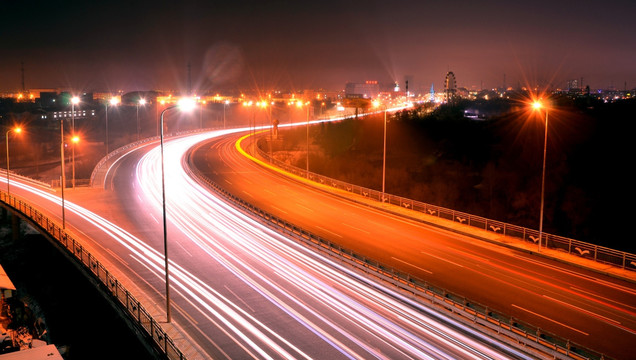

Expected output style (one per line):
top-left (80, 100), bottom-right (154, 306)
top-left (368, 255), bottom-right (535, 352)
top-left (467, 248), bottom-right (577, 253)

top-left (71, 96), bottom-right (80, 105)
top-left (177, 97), bottom-right (196, 111)
top-left (139, 98), bottom-right (146, 105)
top-left (72, 136), bottom-right (80, 143)
top-left (532, 101), bottom-right (543, 110)
top-left (110, 97), bottom-right (119, 106)
top-left (14, 127), bottom-right (22, 134)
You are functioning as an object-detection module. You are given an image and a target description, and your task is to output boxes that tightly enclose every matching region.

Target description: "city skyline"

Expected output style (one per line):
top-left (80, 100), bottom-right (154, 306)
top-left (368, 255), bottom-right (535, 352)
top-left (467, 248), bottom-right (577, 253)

top-left (1, 1), bottom-right (635, 93)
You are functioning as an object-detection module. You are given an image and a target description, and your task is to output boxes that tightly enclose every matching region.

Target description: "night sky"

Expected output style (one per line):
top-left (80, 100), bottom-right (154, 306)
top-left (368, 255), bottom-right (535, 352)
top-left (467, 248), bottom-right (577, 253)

top-left (1, 0), bottom-right (634, 93)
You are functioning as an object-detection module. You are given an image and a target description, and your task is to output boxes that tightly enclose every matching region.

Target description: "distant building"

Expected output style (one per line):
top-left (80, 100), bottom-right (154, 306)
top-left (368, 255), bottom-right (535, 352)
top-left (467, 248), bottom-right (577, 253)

top-left (444, 71), bottom-right (457, 103)
top-left (345, 81), bottom-right (379, 99)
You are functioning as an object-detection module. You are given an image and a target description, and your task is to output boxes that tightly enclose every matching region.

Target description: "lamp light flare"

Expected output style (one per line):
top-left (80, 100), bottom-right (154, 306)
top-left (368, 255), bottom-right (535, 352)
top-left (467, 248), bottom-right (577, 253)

top-left (178, 97), bottom-right (196, 111)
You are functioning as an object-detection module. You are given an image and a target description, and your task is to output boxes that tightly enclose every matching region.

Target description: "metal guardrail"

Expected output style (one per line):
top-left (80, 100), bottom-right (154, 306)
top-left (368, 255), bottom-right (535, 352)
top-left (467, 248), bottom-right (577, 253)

top-left (90, 127), bottom-right (229, 187)
top-left (0, 191), bottom-right (186, 360)
top-left (255, 137), bottom-right (636, 273)
top-left (1, 169), bottom-right (52, 189)
top-left (185, 150), bottom-right (609, 360)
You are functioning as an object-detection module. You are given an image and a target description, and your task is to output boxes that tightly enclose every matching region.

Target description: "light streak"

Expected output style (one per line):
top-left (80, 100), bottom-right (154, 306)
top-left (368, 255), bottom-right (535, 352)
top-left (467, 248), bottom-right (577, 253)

top-left (5, 121), bottom-right (531, 359)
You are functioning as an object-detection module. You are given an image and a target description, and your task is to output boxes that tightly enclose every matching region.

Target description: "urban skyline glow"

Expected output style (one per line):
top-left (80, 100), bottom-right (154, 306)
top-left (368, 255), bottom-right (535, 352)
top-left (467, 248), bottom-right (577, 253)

top-left (1, 1), bottom-right (635, 93)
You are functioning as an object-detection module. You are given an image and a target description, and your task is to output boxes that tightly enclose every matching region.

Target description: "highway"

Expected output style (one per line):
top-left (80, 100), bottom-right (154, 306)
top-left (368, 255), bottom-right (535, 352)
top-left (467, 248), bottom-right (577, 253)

top-left (188, 129), bottom-right (636, 360)
top-left (3, 128), bottom-right (538, 359)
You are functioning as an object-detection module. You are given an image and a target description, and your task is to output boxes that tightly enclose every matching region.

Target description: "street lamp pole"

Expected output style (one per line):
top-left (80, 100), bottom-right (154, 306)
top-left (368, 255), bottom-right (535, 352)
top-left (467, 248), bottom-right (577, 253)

top-left (158, 98), bottom-right (194, 323)
top-left (106, 97), bottom-right (119, 155)
top-left (60, 116), bottom-right (66, 229)
top-left (382, 106), bottom-right (387, 201)
top-left (533, 101), bottom-right (549, 252)
top-left (159, 104), bottom-right (174, 323)
top-left (223, 100), bottom-right (229, 129)
top-left (71, 97), bottom-right (79, 189)
top-left (538, 107), bottom-right (548, 253)
top-left (5, 127), bottom-right (21, 196)
top-left (306, 103), bottom-right (310, 176)
top-left (137, 98), bottom-right (146, 141)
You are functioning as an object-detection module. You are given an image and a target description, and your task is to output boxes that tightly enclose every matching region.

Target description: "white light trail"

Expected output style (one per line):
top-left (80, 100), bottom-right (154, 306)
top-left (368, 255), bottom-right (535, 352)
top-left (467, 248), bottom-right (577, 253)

top-left (5, 122), bottom-right (532, 359)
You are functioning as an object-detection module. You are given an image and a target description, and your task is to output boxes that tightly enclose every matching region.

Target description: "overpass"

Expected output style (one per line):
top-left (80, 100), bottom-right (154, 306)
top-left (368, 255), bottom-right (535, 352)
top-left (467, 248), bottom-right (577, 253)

top-left (1, 122), bottom-right (635, 359)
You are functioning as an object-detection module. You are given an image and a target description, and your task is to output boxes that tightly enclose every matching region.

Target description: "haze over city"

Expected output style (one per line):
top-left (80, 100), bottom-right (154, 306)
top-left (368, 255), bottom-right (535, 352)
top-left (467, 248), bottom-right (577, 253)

top-left (2, 1), bottom-right (636, 360)
top-left (2, 0), bottom-right (635, 93)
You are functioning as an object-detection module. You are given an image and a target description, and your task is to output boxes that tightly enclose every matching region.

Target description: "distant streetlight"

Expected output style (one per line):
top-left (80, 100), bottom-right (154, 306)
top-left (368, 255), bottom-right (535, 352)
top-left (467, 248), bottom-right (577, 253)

top-left (5, 127), bottom-right (22, 196)
top-left (105, 97), bottom-right (119, 155)
top-left (532, 100), bottom-right (549, 252)
top-left (71, 97), bottom-right (80, 189)
top-left (373, 100), bottom-right (388, 201)
top-left (137, 98), bottom-right (146, 141)
top-left (159, 97), bottom-right (195, 323)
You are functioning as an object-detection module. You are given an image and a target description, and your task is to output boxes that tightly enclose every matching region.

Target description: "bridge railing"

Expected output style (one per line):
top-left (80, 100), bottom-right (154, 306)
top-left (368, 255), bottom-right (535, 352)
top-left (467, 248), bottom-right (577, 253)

top-left (0, 191), bottom-right (186, 360)
top-left (254, 137), bottom-right (636, 273)
top-left (185, 152), bottom-right (609, 360)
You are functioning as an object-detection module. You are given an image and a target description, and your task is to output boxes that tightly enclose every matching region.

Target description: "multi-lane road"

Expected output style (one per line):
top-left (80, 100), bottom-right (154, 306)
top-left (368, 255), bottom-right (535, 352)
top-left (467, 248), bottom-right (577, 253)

top-left (4, 128), bottom-right (536, 359)
top-left (189, 129), bottom-right (636, 360)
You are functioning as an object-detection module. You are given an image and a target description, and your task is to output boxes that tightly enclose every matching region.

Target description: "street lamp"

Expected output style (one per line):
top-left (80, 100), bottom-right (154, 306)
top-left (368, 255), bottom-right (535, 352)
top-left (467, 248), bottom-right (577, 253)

top-left (71, 135), bottom-right (80, 189)
top-left (60, 115), bottom-right (66, 229)
top-left (532, 100), bottom-right (549, 252)
top-left (71, 97), bottom-right (80, 189)
top-left (105, 97), bottom-right (119, 155)
top-left (159, 97), bottom-right (195, 323)
top-left (5, 127), bottom-right (22, 196)
top-left (137, 98), bottom-right (146, 141)
top-left (373, 100), bottom-right (388, 201)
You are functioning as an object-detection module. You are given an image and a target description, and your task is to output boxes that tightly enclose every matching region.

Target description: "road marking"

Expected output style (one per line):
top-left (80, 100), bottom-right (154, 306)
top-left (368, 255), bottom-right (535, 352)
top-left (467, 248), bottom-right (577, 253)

top-left (264, 189), bottom-right (276, 196)
top-left (172, 301), bottom-right (198, 325)
top-left (242, 190), bottom-right (253, 198)
top-left (570, 286), bottom-right (636, 311)
top-left (391, 257), bottom-right (433, 274)
top-left (224, 179), bottom-right (232, 185)
top-left (422, 252), bottom-right (464, 268)
top-left (105, 248), bottom-right (129, 266)
top-left (296, 203), bottom-right (314, 212)
top-left (512, 254), bottom-right (636, 296)
top-left (511, 304), bottom-right (589, 336)
top-left (271, 205), bottom-right (288, 214)
top-left (225, 285), bottom-right (256, 313)
top-left (175, 240), bottom-right (193, 257)
top-left (544, 295), bottom-right (621, 325)
top-left (150, 213), bottom-right (159, 224)
top-left (341, 222), bottom-right (371, 235)
top-left (315, 225), bottom-right (343, 238)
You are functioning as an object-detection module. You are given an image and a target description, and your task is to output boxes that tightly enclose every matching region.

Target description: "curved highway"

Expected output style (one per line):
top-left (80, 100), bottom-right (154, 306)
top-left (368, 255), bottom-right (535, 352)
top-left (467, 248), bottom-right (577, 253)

top-left (3, 128), bottom-right (537, 360)
top-left (189, 130), bottom-right (636, 360)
